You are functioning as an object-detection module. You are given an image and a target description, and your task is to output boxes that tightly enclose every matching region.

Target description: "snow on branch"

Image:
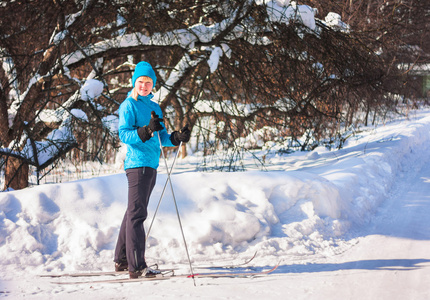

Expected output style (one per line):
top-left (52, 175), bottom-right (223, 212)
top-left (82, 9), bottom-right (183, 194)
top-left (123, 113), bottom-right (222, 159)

top-left (60, 2), bottom-right (319, 69)
top-left (22, 123), bottom-right (77, 169)
top-left (153, 54), bottom-right (202, 103)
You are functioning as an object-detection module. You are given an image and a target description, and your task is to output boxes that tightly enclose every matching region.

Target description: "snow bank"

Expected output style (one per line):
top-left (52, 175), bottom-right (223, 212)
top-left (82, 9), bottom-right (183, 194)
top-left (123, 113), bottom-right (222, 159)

top-left (1, 110), bottom-right (430, 278)
top-left (0, 175), bottom-right (127, 275)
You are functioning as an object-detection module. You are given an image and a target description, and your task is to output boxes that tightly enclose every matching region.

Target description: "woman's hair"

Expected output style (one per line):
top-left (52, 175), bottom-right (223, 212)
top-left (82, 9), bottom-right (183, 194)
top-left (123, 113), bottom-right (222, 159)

top-left (130, 76), bottom-right (154, 100)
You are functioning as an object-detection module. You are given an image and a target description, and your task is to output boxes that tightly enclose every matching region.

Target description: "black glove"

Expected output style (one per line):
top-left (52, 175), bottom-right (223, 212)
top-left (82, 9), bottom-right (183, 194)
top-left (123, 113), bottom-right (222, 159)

top-left (137, 126), bottom-right (152, 143)
top-left (170, 124), bottom-right (191, 146)
top-left (137, 111), bottom-right (164, 143)
top-left (148, 111), bottom-right (164, 132)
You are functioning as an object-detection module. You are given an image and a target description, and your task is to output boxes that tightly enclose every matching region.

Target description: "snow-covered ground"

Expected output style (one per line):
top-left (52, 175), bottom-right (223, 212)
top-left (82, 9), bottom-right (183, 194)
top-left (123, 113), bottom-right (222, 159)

top-left (1, 109), bottom-right (430, 299)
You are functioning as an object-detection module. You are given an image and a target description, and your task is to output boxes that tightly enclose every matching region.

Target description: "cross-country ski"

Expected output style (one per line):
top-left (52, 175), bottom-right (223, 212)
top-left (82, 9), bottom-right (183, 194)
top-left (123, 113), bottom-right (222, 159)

top-left (41, 252), bottom-right (258, 278)
top-left (193, 251), bottom-right (258, 269)
top-left (51, 263), bottom-right (280, 285)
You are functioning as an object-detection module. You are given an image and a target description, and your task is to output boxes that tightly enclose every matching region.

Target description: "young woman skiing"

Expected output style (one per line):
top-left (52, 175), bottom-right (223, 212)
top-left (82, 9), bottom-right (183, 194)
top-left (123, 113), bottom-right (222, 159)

top-left (114, 61), bottom-right (190, 279)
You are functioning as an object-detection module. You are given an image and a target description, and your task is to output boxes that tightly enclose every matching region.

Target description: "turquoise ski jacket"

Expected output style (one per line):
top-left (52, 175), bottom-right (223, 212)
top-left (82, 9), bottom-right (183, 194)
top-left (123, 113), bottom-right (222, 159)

top-left (118, 93), bottom-right (174, 170)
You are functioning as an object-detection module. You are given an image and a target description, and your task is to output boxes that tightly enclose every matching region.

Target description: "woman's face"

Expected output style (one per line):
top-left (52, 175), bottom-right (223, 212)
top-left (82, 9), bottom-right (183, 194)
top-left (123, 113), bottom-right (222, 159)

top-left (135, 77), bottom-right (153, 97)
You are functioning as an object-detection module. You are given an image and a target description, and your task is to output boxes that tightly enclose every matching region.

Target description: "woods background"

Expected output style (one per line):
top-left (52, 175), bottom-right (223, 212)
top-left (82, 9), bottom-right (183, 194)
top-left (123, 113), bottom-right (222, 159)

top-left (1, 0), bottom-right (429, 190)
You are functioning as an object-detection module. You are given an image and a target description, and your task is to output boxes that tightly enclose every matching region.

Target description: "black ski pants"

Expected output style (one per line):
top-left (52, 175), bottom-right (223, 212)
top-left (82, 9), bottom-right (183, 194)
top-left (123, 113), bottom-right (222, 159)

top-left (114, 167), bottom-right (157, 272)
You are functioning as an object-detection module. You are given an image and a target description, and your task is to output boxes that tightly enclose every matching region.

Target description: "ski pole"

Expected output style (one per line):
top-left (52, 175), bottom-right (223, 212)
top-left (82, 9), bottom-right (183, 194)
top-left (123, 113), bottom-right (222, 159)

top-left (146, 141), bottom-right (182, 239)
top-left (157, 132), bottom-right (196, 285)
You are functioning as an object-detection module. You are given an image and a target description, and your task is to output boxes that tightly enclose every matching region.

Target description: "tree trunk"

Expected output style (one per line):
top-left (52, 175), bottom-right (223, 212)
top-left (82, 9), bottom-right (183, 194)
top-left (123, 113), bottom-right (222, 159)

top-left (181, 143), bottom-right (187, 159)
top-left (3, 157), bottom-right (29, 190)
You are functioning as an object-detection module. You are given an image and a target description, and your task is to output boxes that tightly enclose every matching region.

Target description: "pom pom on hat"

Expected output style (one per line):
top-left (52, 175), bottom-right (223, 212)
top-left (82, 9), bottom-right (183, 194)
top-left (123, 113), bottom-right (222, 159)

top-left (132, 61), bottom-right (157, 87)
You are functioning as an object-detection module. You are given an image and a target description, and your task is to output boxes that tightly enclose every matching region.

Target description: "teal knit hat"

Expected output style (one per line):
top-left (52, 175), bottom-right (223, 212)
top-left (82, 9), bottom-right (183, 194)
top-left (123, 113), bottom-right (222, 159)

top-left (132, 61), bottom-right (157, 87)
